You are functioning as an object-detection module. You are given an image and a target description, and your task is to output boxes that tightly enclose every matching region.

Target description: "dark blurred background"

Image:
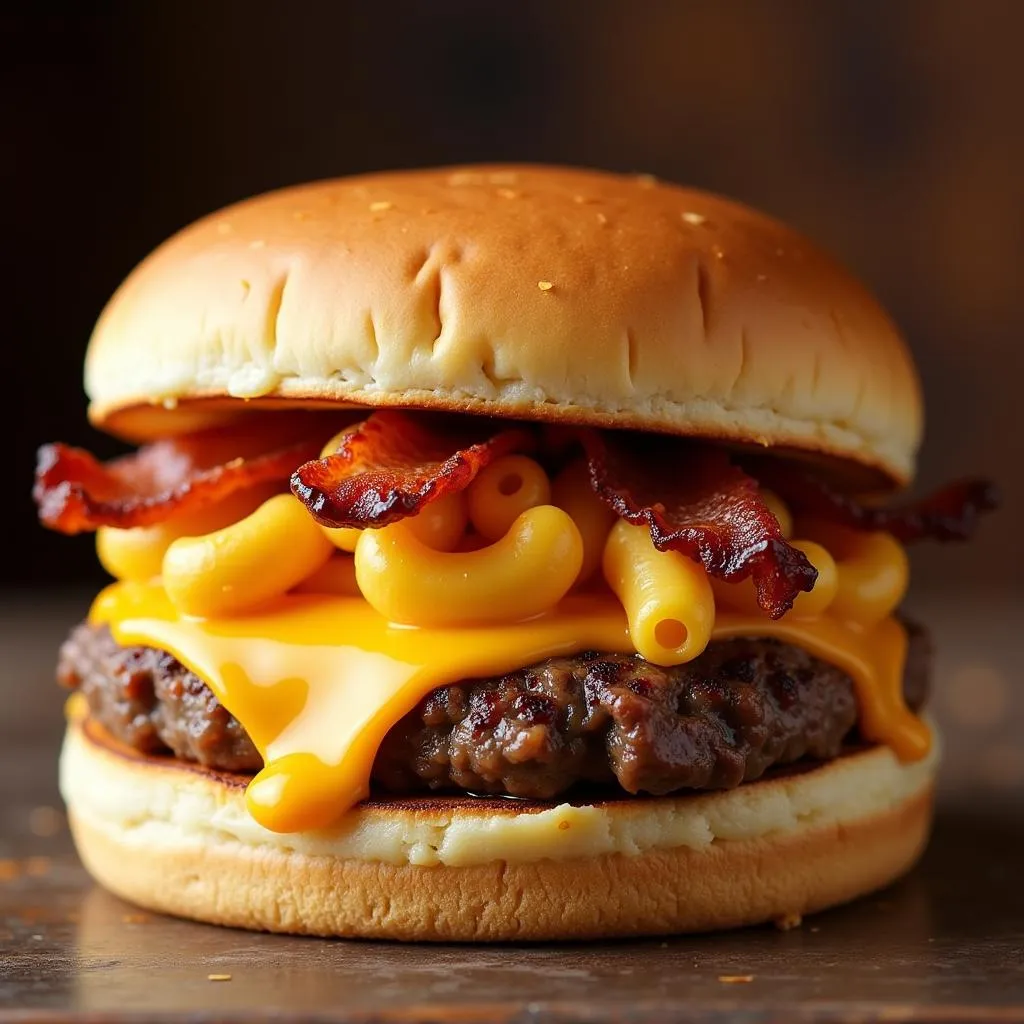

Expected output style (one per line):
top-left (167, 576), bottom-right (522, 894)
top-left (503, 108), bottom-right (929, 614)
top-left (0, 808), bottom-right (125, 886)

top-left (5, 1), bottom-right (1021, 590)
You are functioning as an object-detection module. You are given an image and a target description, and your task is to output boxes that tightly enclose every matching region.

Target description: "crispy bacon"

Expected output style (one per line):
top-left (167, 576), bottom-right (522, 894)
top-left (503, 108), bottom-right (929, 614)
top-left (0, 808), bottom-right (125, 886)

top-left (752, 462), bottom-right (999, 543)
top-left (581, 432), bottom-right (818, 618)
top-left (290, 411), bottom-right (536, 528)
top-left (36, 394), bottom-right (996, 632)
top-left (34, 414), bottom-right (335, 534)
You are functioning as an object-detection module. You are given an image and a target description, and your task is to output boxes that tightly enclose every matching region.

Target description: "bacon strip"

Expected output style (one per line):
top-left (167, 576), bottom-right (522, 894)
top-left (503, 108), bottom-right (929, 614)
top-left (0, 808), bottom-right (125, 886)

top-left (582, 432), bottom-right (818, 618)
top-left (752, 462), bottom-right (999, 543)
top-left (34, 414), bottom-right (335, 534)
top-left (291, 411), bottom-right (536, 528)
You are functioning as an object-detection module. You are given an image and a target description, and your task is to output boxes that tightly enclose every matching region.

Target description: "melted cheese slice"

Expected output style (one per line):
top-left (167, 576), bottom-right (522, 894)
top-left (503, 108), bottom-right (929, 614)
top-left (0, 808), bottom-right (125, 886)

top-left (90, 581), bottom-right (930, 834)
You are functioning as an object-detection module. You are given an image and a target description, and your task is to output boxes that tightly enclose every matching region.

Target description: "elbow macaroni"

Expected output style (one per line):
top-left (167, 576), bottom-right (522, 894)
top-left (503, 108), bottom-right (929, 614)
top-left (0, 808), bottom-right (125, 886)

top-left (467, 455), bottom-right (552, 541)
top-left (405, 492), bottom-right (469, 551)
top-left (552, 459), bottom-right (616, 583)
top-left (322, 525), bottom-right (360, 553)
top-left (354, 505), bottom-right (583, 627)
top-left (710, 518), bottom-right (905, 628)
top-left (787, 540), bottom-right (838, 619)
top-left (163, 494), bottom-right (334, 617)
top-left (112, 408), bottom-right (906, 651)
top-left (292, 554), bottom-right (360, 596)
top-left (602, 520), bottom-right (714, 665)
top-left (760, 489), bottom-right (794, 539)
top-left (710, 538), bottom-right (838, 619)
top-left (96, 485), bottom-right (279, 582)
top-left (830, 530), bottom-right (908, 626)
top-left (705, 490), bottom-right (797, 614)
top-left (322, 490), bottom-right (468, 554)
top-left (797, 520), bottom-right (908, 627)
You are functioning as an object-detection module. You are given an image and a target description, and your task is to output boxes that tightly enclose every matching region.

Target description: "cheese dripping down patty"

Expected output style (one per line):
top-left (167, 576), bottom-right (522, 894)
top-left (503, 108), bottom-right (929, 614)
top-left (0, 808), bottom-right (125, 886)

top-left (87, 442), bottom-right (928, 833)
top-left (89, 579), bottom-right (929, 834)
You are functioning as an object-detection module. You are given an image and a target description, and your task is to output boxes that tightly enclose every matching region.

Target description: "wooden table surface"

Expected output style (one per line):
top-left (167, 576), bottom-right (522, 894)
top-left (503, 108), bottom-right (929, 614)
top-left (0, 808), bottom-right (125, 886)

top-left (1, 589), bottom-right (1022, 1023)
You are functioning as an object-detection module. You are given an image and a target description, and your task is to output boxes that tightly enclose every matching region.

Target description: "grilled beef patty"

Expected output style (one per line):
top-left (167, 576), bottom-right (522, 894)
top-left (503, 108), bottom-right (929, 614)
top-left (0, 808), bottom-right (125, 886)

top-left (58, 620), bottom-right (930, 800)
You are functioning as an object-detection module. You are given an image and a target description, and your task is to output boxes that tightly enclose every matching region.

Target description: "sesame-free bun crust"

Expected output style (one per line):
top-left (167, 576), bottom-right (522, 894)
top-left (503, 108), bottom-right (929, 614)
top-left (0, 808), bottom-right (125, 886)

top-left (86, 166), bottom-right (921, 486)
top-left (61, 713), bottom-right (936, 941)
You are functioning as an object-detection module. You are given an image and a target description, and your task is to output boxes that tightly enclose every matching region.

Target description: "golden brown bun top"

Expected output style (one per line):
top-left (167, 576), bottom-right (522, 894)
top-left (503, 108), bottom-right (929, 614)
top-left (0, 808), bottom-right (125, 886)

top-left (86, 165), bottom-right (922, 486)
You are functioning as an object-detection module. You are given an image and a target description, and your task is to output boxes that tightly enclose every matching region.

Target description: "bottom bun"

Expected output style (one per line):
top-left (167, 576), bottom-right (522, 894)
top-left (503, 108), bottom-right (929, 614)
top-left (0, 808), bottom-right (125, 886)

top-left (60, 710), bottom-right (937, 941)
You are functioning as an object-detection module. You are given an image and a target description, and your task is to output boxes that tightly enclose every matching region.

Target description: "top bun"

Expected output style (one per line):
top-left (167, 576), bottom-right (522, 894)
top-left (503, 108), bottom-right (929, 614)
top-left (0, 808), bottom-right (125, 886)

top-left (85, 165), bottom-right (921, 487)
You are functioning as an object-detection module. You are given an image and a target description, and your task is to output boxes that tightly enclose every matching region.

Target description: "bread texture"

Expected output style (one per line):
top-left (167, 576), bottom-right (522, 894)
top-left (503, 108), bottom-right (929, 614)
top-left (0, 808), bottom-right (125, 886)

top-left (85, 165), bottom-right (921, 486)
top-left (61, 712), bottom-right (936, 941)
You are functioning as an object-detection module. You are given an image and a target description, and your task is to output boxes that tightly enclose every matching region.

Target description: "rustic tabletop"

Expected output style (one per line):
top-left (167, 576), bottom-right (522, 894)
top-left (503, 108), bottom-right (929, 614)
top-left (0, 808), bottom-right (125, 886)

top-left (1, 589), bottom-right (1022, 1023)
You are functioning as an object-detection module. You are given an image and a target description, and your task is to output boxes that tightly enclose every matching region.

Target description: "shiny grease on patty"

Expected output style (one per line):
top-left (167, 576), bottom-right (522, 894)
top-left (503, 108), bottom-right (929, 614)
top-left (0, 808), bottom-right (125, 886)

top-left (58, 621), bottom-right (930, 801)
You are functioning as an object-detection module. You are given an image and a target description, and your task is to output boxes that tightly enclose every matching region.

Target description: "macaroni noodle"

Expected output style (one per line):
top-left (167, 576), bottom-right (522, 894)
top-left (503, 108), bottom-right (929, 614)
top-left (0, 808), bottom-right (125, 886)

top-left (96, 485), bottom-right (278, 582)
top-left (355, 505), bottom-right (583, 626)
top-left (787, 540), bottom-right (838, 619)
top-left (467, 455), bottom-right (552, 541)
top-left (292, 554), bottom-right (360, 596)
top-left (760, 489), bottom-right (793, 539)
top-left (831, 531), bottom-right (909, 626)
top-left (163, 494), bottom-right (334, 617)
top-left (552, 459), bottom-right (616, 583)
top-left (795, 521), bottom-right (908, 627)
top-left (602, 520), bottom-right (714, 665)
top-left (405, 492), bottom-right (469, 551)
top-left (710, 538), bottom-right (837, 620)
top-left (322, 492), bottom-right (467, 554)
top-left (323, 525), bottom-right (360, 552)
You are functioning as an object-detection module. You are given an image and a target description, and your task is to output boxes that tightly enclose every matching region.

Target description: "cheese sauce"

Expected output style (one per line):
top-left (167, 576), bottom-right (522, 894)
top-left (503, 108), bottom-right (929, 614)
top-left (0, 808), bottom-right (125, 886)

top-left (90, 581), bottom-right (930, 834)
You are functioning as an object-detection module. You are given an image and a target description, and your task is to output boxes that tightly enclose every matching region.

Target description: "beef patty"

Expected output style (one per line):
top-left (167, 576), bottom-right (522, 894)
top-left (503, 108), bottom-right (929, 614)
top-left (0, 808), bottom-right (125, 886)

top-left (58, 621), bottom-right (930, 801)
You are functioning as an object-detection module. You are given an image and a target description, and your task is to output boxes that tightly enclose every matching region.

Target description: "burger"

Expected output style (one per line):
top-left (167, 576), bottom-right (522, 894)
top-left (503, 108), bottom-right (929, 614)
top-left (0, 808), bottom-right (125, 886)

top-left (35, 165), bottom-right (994, 940)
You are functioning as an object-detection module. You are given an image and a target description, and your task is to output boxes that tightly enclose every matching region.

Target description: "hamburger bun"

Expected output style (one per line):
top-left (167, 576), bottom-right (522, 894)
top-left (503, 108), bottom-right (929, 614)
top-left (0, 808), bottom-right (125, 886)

top-left (39, 164), bottom-right (964, 943)
top-left (85, 165), bottom-right (921, 487)
top-left (61, 702), bottom-right (936, 942)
